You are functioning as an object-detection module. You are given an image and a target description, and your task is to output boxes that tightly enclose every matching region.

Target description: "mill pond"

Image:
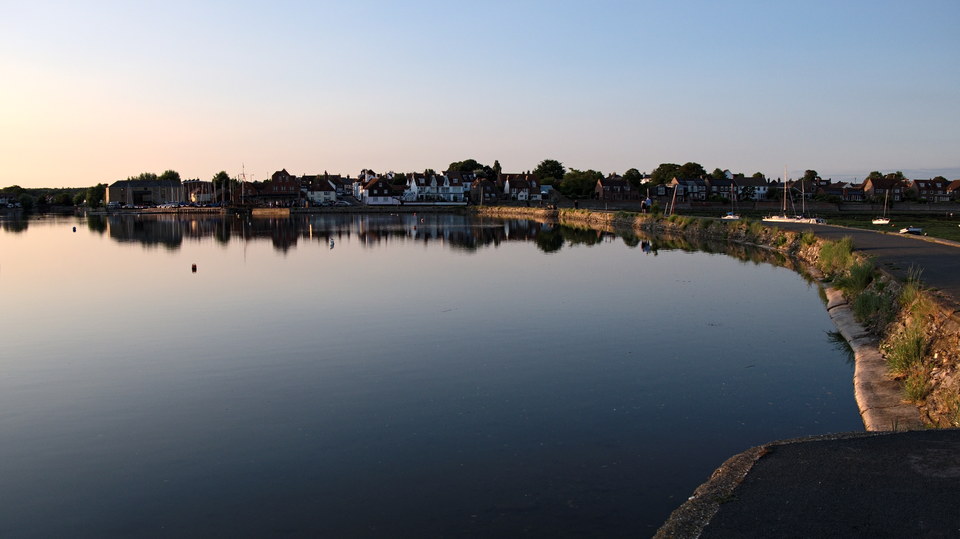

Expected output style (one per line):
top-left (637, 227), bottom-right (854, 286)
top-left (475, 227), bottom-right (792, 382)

top-left (0, 213), bottom-right (862, 537)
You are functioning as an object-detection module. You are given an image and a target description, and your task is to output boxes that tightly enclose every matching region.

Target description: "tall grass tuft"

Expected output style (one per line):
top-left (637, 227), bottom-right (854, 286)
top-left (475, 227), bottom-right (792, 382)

top-left (903, 366), bottom-right (930, 402)
top-left (885, 324), bottom-right (928, 376)
top-left (852, 291), bottom-right (883, 324)
top-left (801, 230), bottom-right (817, 246)
top-left (834, 259), bottom-right (875, 296)
top-left (817, 236), bottom-right (854, 277)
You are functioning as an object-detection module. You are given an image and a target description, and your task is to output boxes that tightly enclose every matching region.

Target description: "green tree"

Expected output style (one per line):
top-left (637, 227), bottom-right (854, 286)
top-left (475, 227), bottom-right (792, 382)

top-left (53, 192), bottom-right (73, 205)
top-left (128, 172), bottom-right (159, 182)
top-left (560, 168), bottom-right (603, 198)
top-left (86, 183), bottom-right (107, 207)
top-left (212, 170), bottom-right (230, 190)
top-left (751, 171), bottom-right (765, 179)
top-left (73, 192), bottom-right (86, 206)
top-left (622, 168), bottom-right (644, 189)
top-left (803, 170), bottom-right (821, 182)
top-left (493, 160), bottom-right (502, 177)
top-left (650, 163), bottom-right (680, 185)
top-left (447, 159), bottom-right (483, 173)
top-left (533, 159), bottom-right (565, 185)
top-left (158, 170), bottom-right (181, 183)
top-left (866, 171), bottom-right (883, 181)
top-left (677, 162), bottom-right (706, 180)
top-left (710, 168), bottom-right (727, 181)
top-left (18, 193), bottom-right (35, 211)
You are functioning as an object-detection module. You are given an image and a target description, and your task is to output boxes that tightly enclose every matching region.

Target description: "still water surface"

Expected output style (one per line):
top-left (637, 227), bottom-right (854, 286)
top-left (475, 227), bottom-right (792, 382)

top-left (0, 213), bottom-right (860, 537)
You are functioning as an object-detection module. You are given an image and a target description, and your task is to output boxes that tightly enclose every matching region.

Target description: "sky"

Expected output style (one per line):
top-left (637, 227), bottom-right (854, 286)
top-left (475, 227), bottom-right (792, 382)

top-left (2, 0), bottom-right (959, 188)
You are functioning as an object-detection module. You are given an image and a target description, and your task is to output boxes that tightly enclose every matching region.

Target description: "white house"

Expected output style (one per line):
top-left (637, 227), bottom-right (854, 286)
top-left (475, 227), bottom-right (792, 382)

top-left (305, 178), bottom-right (337, 205)
top-left (359, 177), bottom-right (400, 205)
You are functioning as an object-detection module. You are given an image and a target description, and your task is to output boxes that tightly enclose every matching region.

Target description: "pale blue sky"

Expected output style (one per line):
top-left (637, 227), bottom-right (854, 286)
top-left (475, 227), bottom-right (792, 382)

top-left (2, 0), bottom-right (958, 187)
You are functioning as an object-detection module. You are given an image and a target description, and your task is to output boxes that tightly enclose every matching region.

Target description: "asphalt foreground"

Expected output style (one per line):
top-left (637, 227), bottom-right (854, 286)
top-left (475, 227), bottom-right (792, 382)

top-left (655, 225), bottom-right (960, 538)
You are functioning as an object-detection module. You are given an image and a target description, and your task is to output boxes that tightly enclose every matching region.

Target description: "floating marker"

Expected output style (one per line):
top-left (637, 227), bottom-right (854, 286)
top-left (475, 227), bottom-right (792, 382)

top-left (72, 227), bottom-right (76, 232)
top-left (191, 264), bottom-right (197, 273)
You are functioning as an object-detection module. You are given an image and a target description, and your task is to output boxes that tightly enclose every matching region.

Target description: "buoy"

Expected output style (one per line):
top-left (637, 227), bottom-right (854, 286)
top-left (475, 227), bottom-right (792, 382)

top-left (72, 227), bottom-right (76, 232)
top-left (191, 264), bottom-right (197, 273)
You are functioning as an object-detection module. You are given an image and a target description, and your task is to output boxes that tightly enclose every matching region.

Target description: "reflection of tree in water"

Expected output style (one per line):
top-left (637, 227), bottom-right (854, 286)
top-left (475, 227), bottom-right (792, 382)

top-left (1, 219), bottom-right (29, 234)
top-left (94, 214), bottom-right (797, 272)
top-left (86, 215), bottom-right (107, 235)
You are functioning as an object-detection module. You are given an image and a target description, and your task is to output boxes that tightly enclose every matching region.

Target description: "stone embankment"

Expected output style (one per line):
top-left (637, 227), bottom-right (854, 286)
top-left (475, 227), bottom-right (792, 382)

top-left (474, 206), bottom-right (958, 430)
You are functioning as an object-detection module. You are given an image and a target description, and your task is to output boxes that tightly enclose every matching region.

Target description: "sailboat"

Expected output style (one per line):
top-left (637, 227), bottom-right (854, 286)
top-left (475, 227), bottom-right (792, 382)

top-left (872, 189), bottom-right (890, 225)
top-left (721, 185), bottom-right (740, 220)
top-left (763, 167), bottom-right (826, 224)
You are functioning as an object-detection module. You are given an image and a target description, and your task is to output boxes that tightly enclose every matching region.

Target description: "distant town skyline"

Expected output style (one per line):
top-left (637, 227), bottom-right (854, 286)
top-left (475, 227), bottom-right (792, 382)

top-left (3, 1), bottom-right (959, 188)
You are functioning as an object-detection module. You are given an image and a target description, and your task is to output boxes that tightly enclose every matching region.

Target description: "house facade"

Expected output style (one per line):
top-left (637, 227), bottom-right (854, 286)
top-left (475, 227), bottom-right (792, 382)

top-left (862, 177), bottom-right (905, 202)
top-left (910, 178), bottom-right (951, 202)
top-left (360, 177), bottom-right (400, 205)
top-left (596, 176), bottom-right (639, 200)
top-left (499, 173), bottom-right (542, 202)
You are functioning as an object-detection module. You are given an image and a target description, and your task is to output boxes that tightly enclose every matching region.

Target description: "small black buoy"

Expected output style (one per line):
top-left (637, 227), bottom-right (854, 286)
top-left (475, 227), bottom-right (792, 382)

top-left (72, 226), bottom-right (76, 232)
top-left (191, 264), bottom-right (197, 273)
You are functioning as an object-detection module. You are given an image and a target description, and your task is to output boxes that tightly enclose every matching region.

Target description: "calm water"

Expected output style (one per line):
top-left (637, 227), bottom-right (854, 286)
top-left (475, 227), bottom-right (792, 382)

top-left (0, 213), bottom-right (860, 537)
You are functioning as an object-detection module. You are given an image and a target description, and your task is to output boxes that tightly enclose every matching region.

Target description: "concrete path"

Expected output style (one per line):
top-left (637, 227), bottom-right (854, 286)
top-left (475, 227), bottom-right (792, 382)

top-left (656, 429), bottom-right (960, 538)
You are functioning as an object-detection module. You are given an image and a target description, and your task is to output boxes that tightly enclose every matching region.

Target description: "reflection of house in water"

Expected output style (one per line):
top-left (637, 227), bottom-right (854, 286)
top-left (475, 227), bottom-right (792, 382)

top-left (107, 215), bottom-right (184, 248)
top-left (97, 213), bottom-right (612, 254)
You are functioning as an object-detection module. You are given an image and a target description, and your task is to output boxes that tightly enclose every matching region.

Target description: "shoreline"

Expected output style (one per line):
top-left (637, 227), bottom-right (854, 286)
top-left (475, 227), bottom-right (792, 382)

top-left (474, 205), bottom-right (941, 431)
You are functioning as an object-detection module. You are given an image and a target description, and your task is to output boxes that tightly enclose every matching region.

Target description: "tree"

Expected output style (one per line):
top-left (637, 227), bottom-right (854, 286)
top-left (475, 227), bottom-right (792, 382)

top-left (128, 172), bottom-right (158, 182)
top-left (86, 183), bottom-right (107, 207)
top-left (493, 160), bottom-right (502, 177)
top-left (211, 170), bottom-right (230, 190)
top-left (73, 192), bottom-right (86, 206)
top-left (650, 163), bottom-right (680, 185)
top-left (866, 171), bottom-right (883, 181)
top-left (158, 170), bottom-right (181, 183)
top-left (533, 159), bottom-right (565, 185)
top-left (677, 162), bottom-right (706, 180)
top-left (751, 172), bottom-right (765, 179)
top-left (53, 192), bottom-right (73, 205)
top-left (447, 159), bottom-right (483, 173)
top-left (710, 168), bottom-right (727, 181)
top-left (18, 193), bottom-right (35, 211)
top-left (622, 168), bottom-right (645, 189)
top-left (803, 170), bottom-right (821, 182)
top-left (560, 168), bottom-right (603, 198)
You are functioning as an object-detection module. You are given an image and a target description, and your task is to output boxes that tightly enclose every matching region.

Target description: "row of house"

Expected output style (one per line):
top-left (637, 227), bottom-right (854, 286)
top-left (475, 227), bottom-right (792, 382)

top-left (106, 169), bottom-right (545, 207)
top-left (105, 169), bottom-right (960, 208)
top-left (597, 173), bottom-right (960, 203)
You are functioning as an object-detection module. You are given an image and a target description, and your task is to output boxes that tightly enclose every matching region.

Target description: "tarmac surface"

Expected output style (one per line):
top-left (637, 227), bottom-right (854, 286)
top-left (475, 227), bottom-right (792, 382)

top-left (656, 223), bottom-right (960, 538)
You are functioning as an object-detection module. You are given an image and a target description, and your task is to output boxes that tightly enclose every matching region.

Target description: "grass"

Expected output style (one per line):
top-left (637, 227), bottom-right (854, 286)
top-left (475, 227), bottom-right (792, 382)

top-left (903, 366), bottom-right (930, 402)
top-left (885, 324), bottom-right (928, 376)
top-left (827, 214), bottom-right (960, 242)
top-left (834, 258), bottom-right (875, 296)
top-left (817, 236), bottom-right (854, 277)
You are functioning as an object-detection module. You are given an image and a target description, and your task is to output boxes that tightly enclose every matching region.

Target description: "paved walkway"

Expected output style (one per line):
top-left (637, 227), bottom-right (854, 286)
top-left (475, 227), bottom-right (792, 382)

top-left (656, 223), bottom-right (960, 538)
top-left (656, 430), bottom-right (960, 538)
